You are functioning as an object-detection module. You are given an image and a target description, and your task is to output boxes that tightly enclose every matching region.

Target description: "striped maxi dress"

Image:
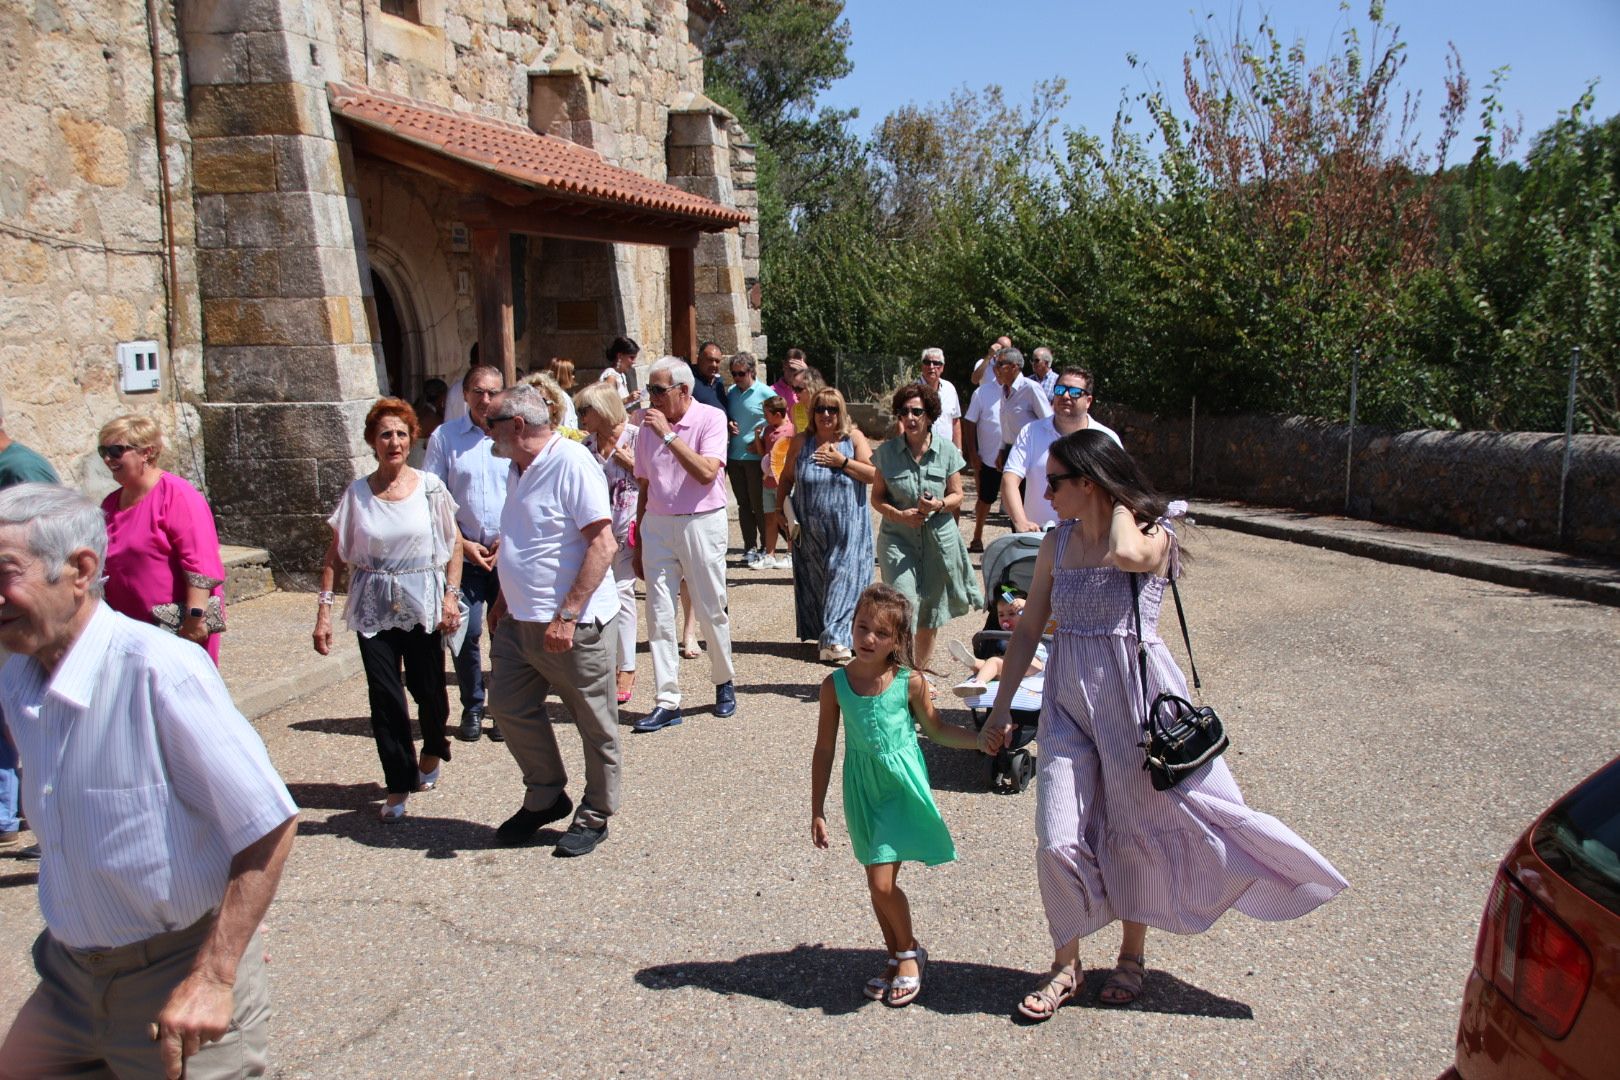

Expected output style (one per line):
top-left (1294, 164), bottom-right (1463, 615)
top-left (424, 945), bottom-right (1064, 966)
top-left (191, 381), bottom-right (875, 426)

top-left (1035, 520), bottom-right (1347, 948)
top-left (789, 434), bottom-right (874, 650)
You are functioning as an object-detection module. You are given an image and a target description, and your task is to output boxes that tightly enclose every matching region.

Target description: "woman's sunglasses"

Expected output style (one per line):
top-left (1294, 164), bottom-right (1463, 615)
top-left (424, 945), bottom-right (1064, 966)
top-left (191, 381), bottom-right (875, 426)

top-left (895, 406), bottom-right (928, 418)
top-left (813, 405), bottom-right (840, 416)
top-left (98, 444), bottom-right (137, 460)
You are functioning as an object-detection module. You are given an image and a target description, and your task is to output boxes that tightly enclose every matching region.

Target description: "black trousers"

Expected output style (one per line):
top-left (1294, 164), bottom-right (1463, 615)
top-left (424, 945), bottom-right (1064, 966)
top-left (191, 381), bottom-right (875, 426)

top-left (357, 626), bottom-right (451, 794)
top-left (727, 459), bottom-right (766, 550)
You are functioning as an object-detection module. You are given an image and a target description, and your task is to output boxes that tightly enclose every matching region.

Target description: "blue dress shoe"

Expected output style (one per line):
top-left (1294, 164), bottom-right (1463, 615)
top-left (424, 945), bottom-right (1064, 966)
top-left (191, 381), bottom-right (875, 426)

top-left (713, 681), bottom-right (737, 718)
top-left (633, 706), bottom-right (683, 733)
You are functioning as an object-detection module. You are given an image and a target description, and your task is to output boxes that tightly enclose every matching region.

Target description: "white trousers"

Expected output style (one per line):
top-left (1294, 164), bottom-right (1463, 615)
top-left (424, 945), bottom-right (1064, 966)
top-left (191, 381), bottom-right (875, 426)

top-left (641, 508), bottom-right (734, 708)
top-left (612, 542), bottom-right (637, 673)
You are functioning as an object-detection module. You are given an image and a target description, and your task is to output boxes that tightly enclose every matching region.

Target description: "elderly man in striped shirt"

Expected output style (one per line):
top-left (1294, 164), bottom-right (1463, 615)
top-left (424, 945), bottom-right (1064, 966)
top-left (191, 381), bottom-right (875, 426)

top-left (0, 484), bottom-right (298, 1080)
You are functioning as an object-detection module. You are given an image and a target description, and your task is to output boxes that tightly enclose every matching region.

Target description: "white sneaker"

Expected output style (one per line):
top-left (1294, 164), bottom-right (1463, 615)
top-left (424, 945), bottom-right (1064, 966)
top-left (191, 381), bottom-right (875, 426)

top-left (952, 678), bottom-right (988, 699)
top-left (775, 552), bottom-right (792, 567)
top-left (819, 644), bottom-right (853, 663)
top-left (744, 549), bottom-right (762, 568)
top-left (948, 640), bottom-right (978, 669)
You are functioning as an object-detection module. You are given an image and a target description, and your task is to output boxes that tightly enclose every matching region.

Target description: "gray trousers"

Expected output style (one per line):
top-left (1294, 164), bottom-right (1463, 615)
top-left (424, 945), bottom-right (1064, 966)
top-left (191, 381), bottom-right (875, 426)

top-left (0, 916), bottom-right (269, 1079)
top-left (489, 616), bottom-right (621, 829)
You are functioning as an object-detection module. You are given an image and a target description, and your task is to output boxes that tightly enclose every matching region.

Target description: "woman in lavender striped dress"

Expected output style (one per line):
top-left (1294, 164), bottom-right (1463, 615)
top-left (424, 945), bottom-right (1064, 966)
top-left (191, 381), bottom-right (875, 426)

top-left (979, 430), bottom-right (1347, 1021)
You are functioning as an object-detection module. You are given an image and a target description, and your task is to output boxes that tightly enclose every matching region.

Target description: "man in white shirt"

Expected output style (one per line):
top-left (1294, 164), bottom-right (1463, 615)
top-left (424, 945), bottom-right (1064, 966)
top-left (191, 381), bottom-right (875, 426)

top-left (1002, 367), bottom-right (1123, 531)
top-left (423, 363), bottom-right (508, 742)
top-left (968, 334), bottom-right (1013, 386)
top-left (1031, 347), bottom-right (1058, 400)
top-left (994, 348), bottom-right (1053, 467)
top-left (962, 372), bottom-right (1006, 553)
top-left (920, 347), bottom-right (961, 450)
top-left (0, 484), bottom-right (298, 1080)
top-left (485, 385), bottom-right (622, 858)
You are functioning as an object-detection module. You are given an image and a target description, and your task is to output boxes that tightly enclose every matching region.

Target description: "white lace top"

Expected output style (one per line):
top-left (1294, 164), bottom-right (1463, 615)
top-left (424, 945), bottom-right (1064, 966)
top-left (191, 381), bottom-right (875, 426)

top-left (328, 470), bottom-right (461, 637)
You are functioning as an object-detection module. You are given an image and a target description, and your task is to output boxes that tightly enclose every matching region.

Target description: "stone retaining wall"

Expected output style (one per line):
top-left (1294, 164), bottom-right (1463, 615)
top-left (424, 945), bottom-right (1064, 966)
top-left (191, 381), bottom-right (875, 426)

top-left (1098, 406), bottom-right (1620, 557)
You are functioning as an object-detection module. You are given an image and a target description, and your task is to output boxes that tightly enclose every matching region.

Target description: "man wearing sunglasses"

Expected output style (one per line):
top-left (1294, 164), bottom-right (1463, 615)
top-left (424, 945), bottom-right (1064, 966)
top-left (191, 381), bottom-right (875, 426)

top-left (1001, 367), bottom-right (1121, 532)
top-left (725, 353), bottom-right (773, 567)
top-left (1031, 347), bottom-right (1058, 401)
top-left (919, 347), bottom-right (962, 451)
top-left (631, 357), bottom-right (737, 730)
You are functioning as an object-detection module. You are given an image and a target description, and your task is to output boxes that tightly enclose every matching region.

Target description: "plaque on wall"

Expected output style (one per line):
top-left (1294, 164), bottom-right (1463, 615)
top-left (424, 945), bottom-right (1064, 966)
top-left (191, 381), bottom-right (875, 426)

top-left (450, 222), bottom-right (470, 252)
top-left (556, 301), bottom-right (598, 332)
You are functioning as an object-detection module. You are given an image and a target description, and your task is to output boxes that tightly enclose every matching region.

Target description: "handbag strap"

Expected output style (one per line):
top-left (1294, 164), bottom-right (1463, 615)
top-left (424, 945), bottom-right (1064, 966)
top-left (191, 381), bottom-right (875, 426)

top-left (1129, 571), bottom-right (1204, 708)
top-left (1128, 573), bottom-right (1152, 724)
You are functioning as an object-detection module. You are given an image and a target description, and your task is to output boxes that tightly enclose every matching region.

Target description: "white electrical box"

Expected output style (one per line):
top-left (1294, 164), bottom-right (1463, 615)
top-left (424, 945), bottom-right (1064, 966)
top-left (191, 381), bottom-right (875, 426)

top-left (117, 341), bottom-right (161, 393)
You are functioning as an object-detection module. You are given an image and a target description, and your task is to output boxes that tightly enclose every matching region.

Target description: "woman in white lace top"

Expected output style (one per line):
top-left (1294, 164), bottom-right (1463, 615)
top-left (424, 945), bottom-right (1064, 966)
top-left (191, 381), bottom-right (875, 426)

top-left (313, 398), bottom-right (464, 822)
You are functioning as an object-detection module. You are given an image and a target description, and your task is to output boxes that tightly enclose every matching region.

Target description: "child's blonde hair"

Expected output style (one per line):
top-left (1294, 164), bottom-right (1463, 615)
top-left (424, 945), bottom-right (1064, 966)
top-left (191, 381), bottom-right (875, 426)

top-left (854, 584), bottom-right (923, 673)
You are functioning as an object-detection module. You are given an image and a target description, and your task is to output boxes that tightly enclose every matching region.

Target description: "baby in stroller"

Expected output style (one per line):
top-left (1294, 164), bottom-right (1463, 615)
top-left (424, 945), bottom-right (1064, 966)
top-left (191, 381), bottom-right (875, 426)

top-left (952, 531), bottom-right (1049, 792)
top-left (949, 587), bottom-right (1044, 698)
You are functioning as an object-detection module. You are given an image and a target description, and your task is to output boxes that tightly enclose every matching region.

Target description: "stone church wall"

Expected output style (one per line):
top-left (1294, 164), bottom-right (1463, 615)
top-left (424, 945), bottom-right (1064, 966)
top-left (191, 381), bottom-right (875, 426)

top-left (0, 0), bottom-right (204, 492)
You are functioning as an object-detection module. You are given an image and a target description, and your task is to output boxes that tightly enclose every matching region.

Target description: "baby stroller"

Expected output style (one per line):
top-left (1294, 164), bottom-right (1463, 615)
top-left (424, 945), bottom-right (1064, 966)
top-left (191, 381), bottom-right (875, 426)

top-left (960, 531), bottom-right (1049, 794)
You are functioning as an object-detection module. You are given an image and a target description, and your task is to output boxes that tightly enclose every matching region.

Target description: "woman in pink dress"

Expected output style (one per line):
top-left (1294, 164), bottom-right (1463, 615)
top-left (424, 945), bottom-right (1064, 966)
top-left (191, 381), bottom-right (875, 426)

top-left (97, 414), bottom-right (227, 664)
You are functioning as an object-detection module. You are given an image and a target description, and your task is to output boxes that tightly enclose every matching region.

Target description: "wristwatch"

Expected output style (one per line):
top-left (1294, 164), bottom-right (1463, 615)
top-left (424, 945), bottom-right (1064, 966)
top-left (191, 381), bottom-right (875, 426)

top-left (187, 606), bottom-right (206, 620)
top-left (661, 431), bottom-right (677, 447)
top-left (558, 608), bottom-right (579, 623)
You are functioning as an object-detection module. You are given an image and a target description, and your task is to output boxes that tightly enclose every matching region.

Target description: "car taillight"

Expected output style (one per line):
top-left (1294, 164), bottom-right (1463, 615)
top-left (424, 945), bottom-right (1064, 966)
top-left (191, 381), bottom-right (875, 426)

top-left (1474, 869), bottom-right (1593, 1037)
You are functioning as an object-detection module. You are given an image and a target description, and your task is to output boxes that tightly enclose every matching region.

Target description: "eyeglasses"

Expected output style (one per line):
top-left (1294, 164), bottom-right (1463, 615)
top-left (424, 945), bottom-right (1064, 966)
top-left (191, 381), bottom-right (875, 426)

top-left (813, 405), bottom-right (840, 416)
top-left (647, 383), bottom-right (674, 397)
top-left (921, 360), bottom-right (944, 368)
top-left (1052, 385), bottom-right (1092, 398)
top-left (98, 444), bottom-right (137, 460)
top-left (895, 406), bottom-right (928, 418)
top-left (1045, 472), bottom-right (1081, 495)
top-left (731, 368), bottom-right (753, 377)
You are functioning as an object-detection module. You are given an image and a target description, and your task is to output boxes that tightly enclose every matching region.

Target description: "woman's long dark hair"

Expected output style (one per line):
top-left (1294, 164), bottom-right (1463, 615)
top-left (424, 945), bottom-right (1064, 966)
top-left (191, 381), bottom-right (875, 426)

top-left (1047, 429), bottom-right (1167, 531)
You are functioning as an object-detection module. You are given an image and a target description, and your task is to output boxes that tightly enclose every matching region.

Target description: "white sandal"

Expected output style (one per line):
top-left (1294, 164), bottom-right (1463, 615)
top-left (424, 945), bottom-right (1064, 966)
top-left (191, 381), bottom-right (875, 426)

top-left (379, 800), bottom-right (407, 823)
top-left (884, 945), bottom-right (927, 1008)
top-left (863, 955), bottom-right (898, 1001)
top-left (416, 764), bottom-right (441, 791)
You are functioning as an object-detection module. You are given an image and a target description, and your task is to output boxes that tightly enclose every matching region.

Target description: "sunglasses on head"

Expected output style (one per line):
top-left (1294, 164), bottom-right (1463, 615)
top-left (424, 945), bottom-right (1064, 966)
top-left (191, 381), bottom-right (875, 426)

top-left (98, 444), bottom-right (137, 460)
top-left (1052, 385), bottom-right (1093, 398)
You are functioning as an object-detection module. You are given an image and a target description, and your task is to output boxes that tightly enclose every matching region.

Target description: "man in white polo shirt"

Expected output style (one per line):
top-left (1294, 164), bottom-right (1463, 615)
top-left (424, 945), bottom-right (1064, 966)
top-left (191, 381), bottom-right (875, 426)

top-left (485, 384), bottom-right (621, 857)
top-left (0, 484), bottom-right (298, 1079)
top-left (919, 347), bottom-right (961, 450)
top-left (1003, 367), bottom-right (1123, 531)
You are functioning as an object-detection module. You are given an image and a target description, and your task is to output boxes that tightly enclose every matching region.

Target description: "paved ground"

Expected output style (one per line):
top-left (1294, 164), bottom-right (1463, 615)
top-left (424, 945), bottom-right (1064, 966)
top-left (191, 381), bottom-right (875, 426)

top-left (3, 518), bottom-right (1617, 1079)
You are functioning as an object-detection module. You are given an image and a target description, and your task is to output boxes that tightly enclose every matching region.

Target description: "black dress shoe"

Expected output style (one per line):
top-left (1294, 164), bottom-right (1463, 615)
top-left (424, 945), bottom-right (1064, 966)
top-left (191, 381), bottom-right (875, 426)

top-left (553, 821), bottom-right (608, 857)
top-left (457, 706), bottom-right (483, 742)
top-left (487, 719), bottom-right (505, 742)
top-left (494, 793), bottom-right (573, 846)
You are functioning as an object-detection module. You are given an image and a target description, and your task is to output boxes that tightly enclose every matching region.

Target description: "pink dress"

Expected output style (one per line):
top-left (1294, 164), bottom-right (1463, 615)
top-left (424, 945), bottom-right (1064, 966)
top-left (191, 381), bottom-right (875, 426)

top-left (101, 472), bottom-right (227, 665)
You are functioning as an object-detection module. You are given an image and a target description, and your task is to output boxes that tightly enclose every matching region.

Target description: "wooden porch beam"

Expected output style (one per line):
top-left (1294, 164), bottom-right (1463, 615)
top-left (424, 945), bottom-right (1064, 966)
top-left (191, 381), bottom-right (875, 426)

top-left (460, 198), bottom-right (701, 249)
top-left (669, 246), bottom-right (696, 363)
top-left (471, 228), bottom-right (516, 384)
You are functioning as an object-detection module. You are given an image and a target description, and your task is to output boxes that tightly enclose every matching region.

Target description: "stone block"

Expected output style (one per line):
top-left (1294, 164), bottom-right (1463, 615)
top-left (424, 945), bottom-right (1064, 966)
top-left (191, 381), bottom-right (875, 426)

top-left (208, 453), bottom-right (322, 512)
top-left (273, 135), bottom-right (347, 194)
top-left (668, 110), bottom-right (722, 148)
top-left (202, 295), bottom-right (359, 347)
top-left (188, 82), bottom-right (328, 139)
top-left (197, 247), bottom-right (280, 297)
top-left (54, 112), bottom-right (128, 187)
top-left (230, 399), bottom-right (372, 461)
top-left (181, 0), bottom-right (288, 36)
top-left (243, 30), bottom-right (332, 85)
top-left (193, 136), bottom-right (278, 194)
top-left (196, 401), bottom-right (238, 460)
top-left (204, 343), bottom-right (354, 401)
top-left (184, 31), bottom-right (249, 86)
top-left (219, 191), bottom-right (318, 247)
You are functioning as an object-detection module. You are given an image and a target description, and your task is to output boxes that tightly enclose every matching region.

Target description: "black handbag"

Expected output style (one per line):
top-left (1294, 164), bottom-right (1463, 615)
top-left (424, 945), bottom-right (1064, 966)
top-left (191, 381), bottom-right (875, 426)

top-left (1129, 573), bottom-right (1228, 791)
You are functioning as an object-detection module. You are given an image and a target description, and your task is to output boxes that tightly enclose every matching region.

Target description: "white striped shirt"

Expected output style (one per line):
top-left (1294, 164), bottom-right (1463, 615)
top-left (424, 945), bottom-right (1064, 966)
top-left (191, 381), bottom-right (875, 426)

top-left (0, 602), bottom-right (298, 949)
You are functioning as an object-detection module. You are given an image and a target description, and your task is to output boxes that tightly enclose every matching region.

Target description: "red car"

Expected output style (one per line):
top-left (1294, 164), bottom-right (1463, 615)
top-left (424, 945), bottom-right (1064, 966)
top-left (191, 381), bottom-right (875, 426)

top-left (1441, 754), bottom-right (1620, 1080)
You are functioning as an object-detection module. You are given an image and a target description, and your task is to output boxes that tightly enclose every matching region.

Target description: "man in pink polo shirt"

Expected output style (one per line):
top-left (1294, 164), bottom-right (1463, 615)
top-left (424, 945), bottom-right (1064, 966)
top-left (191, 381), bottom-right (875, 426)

top-left (631, 357), bottom-right (736, 730)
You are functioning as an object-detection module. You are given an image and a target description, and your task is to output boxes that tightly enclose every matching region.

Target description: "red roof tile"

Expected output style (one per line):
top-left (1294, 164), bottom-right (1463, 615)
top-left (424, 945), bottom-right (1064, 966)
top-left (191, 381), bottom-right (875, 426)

top-left (327, 82), bottom-right (748, 229)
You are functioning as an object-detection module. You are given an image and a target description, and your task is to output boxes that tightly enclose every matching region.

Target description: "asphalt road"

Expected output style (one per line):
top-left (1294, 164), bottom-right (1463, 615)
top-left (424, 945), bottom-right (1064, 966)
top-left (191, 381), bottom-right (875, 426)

top-left (3, 524), bottom-right (1616, 1079)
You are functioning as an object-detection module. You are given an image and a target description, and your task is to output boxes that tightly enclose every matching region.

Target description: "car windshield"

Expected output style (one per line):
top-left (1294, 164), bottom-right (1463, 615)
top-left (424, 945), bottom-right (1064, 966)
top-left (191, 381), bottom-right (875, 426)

top-left (1534, 756), bottom-right (1620, 917)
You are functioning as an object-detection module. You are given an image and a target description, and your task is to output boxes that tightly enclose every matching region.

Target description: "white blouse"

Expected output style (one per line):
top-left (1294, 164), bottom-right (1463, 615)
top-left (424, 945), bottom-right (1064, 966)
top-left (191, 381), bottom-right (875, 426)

top-left (327, 469), bottom-right (460, 636)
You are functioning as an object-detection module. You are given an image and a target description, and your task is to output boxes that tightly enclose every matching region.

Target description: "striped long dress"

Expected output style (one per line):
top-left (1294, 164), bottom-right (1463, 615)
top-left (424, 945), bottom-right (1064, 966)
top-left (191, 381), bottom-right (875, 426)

top-left (790, 434), bottom-right (874, 650)
top-left (1035, 521), bottom-right (1347, 948)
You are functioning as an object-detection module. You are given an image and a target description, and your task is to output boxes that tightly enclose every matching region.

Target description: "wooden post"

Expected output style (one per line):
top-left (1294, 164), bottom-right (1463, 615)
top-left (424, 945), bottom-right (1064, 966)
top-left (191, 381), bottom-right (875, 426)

top-left (471, 228), bottom-right (515, 384)
top-left (669, 245), bottom-right (696, 362)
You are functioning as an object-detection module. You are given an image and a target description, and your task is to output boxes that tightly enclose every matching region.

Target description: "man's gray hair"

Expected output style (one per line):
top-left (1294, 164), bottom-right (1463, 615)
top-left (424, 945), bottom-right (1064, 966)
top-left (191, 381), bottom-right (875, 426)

top-left (650, 356), bottom-right (695, 388)
top-left (495, 383), bottom-right (551, 427)
top-left (920, 347), bottom-right (944, 365)
top-left (1032, 347), bottom-right (1053, 366)
top-left (0, 483), bottom-right (106, 596)
top-left (998, 347), bottom-right (1026, 370)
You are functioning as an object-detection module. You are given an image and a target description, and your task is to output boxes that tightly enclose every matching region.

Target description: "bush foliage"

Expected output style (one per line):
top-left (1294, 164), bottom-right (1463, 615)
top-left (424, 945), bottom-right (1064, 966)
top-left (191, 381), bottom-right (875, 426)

top-left (707, 3), bottom-right (1618, 433)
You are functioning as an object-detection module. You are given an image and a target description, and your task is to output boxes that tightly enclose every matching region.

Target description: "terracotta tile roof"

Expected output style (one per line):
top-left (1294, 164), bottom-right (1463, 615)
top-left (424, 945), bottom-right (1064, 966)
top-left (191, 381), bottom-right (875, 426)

top-left (327, 82), bottom-right (748, 229)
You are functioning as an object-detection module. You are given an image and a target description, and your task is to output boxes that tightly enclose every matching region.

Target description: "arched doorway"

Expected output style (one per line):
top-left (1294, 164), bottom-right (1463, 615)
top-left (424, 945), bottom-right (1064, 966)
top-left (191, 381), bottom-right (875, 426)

top-left (371, 269), bottom-right (406, 398)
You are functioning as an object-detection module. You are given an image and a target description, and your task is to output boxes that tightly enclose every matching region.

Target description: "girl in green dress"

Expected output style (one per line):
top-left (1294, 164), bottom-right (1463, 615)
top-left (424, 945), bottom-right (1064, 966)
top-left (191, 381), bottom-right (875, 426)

top-left (810, 584), bottom-right (981, 1007)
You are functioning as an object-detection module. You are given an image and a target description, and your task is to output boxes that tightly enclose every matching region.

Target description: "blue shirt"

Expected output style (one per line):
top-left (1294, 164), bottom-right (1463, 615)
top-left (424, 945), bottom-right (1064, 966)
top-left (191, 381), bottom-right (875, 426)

top-left (689, 367), bottom-right (727, 411)
top-left (422, 415), bottom-right (508, 546)
top-left (726, 382), bottom-right (774, 460)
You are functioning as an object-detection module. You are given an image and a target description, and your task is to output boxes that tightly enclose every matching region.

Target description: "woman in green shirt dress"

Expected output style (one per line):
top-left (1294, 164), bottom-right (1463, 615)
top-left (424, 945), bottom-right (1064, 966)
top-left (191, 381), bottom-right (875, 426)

top-left (870, 383), bottom-right (982, 672)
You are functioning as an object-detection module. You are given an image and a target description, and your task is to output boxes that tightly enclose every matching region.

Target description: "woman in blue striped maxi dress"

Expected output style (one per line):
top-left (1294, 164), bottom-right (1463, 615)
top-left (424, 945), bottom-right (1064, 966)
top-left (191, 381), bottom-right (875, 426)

top-left (776, 388), bottom-right (876, 662)
top-left (979, 430), bottom-right (1347, 1021)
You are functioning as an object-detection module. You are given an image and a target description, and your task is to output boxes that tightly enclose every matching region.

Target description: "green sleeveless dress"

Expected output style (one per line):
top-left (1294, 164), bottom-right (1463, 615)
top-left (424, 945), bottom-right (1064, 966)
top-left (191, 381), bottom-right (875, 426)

top-left (833, 667), bottom-right (957, 867)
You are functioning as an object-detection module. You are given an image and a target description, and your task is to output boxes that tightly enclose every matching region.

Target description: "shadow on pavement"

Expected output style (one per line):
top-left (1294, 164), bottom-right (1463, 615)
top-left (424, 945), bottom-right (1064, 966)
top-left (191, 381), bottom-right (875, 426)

top-left (287, 781), bottom-right (505, 858)
top-left (289, 715), bottom-right (374, 738)
top-left (920, 739), bottom-right (996, 794)
top-left (0, 868), bottom-right (39, 890)
top-left (638, 944), bottom-right (1253, 1021)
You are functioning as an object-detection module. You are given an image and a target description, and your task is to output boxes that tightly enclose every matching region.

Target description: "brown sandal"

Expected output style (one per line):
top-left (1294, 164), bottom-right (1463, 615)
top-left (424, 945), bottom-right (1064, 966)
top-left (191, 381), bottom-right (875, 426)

top-left (1099, 953), bottom-right (1145, 1005)
top-left (1016, 963), bottom-right (1078, 1021)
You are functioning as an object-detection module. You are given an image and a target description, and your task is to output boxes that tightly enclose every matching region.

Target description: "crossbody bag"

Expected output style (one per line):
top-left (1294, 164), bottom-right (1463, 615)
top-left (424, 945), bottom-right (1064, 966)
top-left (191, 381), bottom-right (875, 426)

top-left (1129, 572), bottom-right (1229, 791)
